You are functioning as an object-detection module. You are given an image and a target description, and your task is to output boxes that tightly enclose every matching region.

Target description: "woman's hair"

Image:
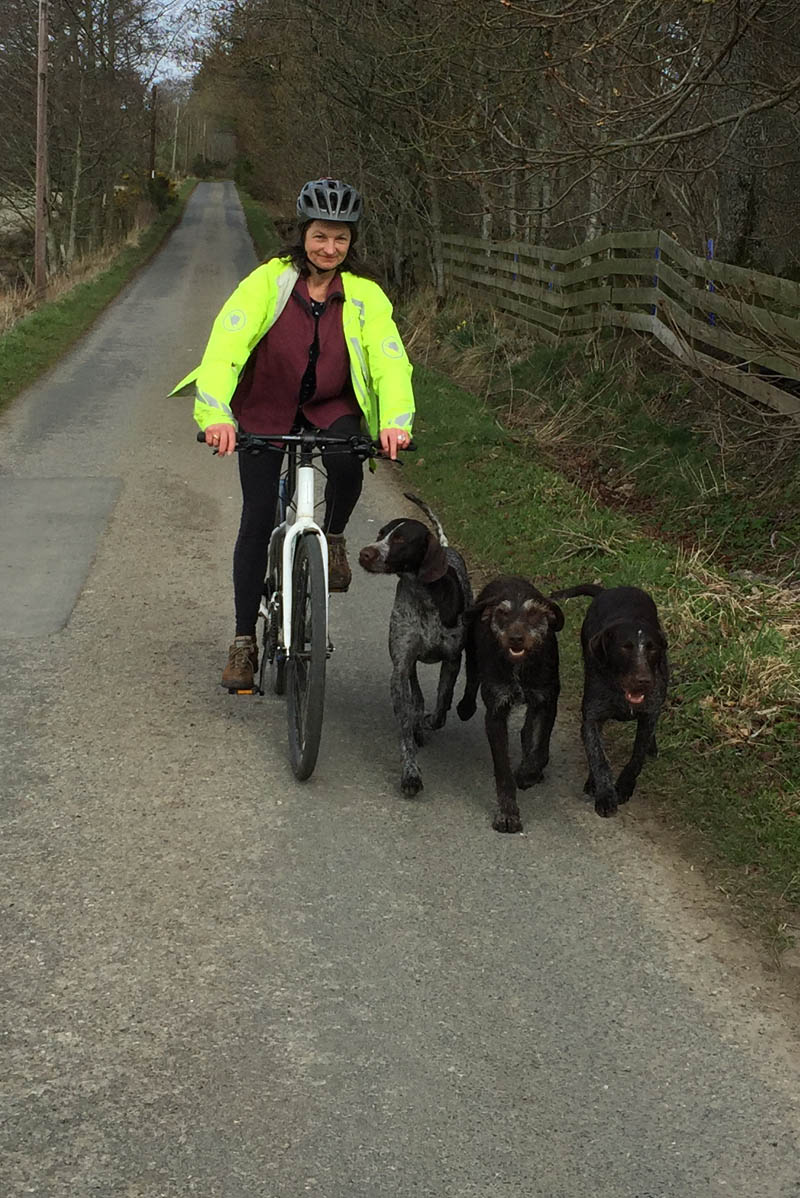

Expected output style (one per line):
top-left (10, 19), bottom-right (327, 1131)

top-left (269, 221), bottom-right (379, 281)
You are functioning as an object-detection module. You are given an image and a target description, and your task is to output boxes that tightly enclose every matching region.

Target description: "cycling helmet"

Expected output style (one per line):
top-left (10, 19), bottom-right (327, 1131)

top-left (296, 178), bottom-right (363, 223)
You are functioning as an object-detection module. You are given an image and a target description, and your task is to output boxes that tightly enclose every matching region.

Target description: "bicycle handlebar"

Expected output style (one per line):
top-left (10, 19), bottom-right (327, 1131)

top-left (195, 429), bottom-right (416, 459)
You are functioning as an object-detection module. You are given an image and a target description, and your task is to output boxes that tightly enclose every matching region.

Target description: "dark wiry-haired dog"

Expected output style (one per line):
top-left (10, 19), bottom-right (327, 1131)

top-left (457, 576), bottom-right (563, 833)
top-left (550, 584), bottom-right (669, 817)
top-left (359, 493), bottom-right (472, 797)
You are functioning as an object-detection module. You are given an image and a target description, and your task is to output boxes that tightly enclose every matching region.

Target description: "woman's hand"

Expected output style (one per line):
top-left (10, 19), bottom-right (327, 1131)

top-left (380, 427), bottom-right (411, 461)
top-left (204, 423), bottom-right (237, 456)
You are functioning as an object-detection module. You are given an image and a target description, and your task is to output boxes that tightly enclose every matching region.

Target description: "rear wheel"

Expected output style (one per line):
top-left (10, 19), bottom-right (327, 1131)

top-left (264, 590), bottom-right (286, 695)
top-left (287, 533), bottom-right (327, 780)
top-left (264, 522), bottom-right (286, 695)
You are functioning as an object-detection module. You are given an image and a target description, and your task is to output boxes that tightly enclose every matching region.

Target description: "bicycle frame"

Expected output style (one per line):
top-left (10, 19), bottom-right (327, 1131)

top-left (267, 452), bottom-right (328, 654)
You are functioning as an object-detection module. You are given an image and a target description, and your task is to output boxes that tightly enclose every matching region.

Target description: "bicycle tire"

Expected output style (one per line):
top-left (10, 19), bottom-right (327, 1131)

top-left (265, 586), bottom-right (286, 696)
top-left (265, 479), bottom-right (289, 696)
top-left (287, 532), bottom-right (327, 780)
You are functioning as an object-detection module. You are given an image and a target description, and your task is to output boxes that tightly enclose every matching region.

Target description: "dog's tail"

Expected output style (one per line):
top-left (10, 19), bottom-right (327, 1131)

top-left (549, 583), bottom-right (604, 601)
top-left (404, 492), bottom-right (449, 547)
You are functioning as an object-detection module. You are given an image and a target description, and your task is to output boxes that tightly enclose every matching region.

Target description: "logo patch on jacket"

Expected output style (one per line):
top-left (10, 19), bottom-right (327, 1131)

top-left (381, 337), bottom-right (403, 359)
top-left (223, 309), bottom-right (247, 332)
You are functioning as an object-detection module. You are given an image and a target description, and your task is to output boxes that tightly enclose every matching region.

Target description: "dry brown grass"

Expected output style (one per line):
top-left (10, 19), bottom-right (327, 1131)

top-left (547, 522), bottom-right (636, 563)
top-left (401, 290), bottom-right (527, 400)
top-left (663, 544), bottom-right (800, 744)
top-left (0, 222), bottom-right (148, 336)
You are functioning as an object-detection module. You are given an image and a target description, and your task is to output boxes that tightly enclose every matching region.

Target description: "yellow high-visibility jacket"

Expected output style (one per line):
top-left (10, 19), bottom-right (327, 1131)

top-left (170, 257), bottom-right (414, 437)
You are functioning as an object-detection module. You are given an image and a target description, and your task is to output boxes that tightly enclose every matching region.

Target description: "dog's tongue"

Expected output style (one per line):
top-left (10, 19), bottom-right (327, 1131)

top-left (626, 690), bottom-right (645, 705)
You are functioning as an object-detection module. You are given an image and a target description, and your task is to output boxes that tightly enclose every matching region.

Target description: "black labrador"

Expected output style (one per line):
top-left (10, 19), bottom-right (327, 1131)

top-left (457, 576), bottom-right (564, 833)
top-left (359, 493), bottom-right (472, 797)
top-left (551, 584), bottom-right (669, 817)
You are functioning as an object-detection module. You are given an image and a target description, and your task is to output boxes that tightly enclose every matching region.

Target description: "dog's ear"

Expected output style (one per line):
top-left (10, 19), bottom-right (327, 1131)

top-left (471, 596), bottom-right (498, 623)
top-left (587, 628), bottom-right (609, 663)
top-left (545, 600), bottom-right (564, 632)
top-left (418, 533), bottom-right (449, 584)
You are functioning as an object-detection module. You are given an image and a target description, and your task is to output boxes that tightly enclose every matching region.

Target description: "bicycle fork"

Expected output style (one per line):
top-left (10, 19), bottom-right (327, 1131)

top-left (266, 465), bottom-right (330, 655)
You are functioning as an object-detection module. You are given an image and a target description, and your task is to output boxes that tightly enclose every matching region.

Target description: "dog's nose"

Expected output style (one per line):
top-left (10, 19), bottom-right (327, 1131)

top-left (358, 545), bottom-right (379, 568)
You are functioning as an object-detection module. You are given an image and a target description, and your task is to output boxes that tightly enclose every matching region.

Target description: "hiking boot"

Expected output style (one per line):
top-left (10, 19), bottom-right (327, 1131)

top-left (327, 534), bottom-right (352, 592)
top-left (221, 635), bottom-right (258, 689)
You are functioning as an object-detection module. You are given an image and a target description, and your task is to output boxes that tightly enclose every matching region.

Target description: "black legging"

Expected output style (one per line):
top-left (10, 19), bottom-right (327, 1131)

top-left (232, 412), bottom-right (364, 635)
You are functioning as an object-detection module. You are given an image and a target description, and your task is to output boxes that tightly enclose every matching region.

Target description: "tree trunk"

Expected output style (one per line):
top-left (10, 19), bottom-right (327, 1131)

top-left (428, 171), bottom-right (445, 297)
top-left (66, 75), bottom-right (84, 266)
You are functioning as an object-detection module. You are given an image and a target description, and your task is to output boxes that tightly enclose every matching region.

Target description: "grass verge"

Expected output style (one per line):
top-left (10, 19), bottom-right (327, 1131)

top-left (0, 179), bottom-right (196, 413)
top-left (399, 299), bottom-right (800, 956)
top-left (238, 190), bottom-right (280, 259)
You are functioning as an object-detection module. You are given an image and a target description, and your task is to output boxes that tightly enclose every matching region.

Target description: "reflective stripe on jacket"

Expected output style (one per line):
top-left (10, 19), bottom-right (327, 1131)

top-left (169, 257), bottom-right (414, 438)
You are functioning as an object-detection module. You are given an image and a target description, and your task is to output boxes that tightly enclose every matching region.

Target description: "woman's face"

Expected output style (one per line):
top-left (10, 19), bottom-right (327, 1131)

top-left (304, 220), bottom-right (352, 273)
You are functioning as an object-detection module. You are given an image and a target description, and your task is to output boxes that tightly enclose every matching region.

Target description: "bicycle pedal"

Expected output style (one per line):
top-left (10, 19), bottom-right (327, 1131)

top-left (229, 687), bottom-right (257, 695)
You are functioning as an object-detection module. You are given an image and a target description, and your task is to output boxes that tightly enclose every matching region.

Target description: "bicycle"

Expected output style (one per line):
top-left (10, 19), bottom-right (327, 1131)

top-left (198, 428), bottom-right (406, 781)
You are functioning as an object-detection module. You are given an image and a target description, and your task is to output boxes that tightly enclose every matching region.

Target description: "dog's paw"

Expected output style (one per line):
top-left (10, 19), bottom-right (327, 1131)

top-left (456, 697), bottom-right (477, 722)
top-left (423, 711), bottom-right (446, 733)
top-left (615, 768), bottom-right (638, 802)
top-left (401, 768), bottom-right (424, 797)
top-left (594, 788), bottom-right (619, 818)
top-left (515, 764), bottom-right (544, 790)
top-left (492, 807), bottom-right (523, 834)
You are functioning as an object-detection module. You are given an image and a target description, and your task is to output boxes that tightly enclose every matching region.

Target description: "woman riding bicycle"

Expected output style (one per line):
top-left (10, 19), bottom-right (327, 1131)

top-left (172, 178), bottom-right (415, 690)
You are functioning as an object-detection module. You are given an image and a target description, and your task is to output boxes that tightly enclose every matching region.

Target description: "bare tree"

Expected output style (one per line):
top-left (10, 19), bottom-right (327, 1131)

top-left (188, 0), bottom-right (800, 275)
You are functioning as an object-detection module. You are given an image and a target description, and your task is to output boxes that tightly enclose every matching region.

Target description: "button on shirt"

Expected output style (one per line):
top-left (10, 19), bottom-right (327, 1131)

top-left (231, 273), bottom-right (361, 434)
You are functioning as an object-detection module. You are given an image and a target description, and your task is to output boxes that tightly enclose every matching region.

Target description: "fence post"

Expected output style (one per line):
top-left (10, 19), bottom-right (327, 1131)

top-left (706, 238), bottom-right (716, 327)
top-left (652, 244), bottom-right (660, 317)
top-left (608, 237), bottom-right (622, 337)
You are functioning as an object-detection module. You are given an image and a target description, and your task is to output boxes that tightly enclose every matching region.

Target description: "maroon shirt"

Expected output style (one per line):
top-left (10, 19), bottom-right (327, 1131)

top-left (231, 273), bottom-right (361, 434)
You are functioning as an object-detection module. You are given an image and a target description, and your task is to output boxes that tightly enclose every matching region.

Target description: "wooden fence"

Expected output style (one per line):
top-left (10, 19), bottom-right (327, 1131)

top-left (437, 229), bottom-right (800, 419)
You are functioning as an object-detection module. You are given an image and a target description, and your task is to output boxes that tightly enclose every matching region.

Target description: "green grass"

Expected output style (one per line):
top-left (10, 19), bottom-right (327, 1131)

top-left (402, 361), bottom-right (800, 937)
top-left (238, 191), bottom-right (280, 259)
top-left (0, 180), bottom-right (197, 413)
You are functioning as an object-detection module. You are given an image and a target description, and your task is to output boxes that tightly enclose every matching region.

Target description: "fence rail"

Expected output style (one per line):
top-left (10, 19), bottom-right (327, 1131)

top-left (435, 229), bottom-right (800, 419)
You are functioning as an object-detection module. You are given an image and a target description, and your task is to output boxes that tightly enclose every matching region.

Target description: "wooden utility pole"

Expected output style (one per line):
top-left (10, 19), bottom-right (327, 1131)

top-left (34, 0), bottom-right (49, 297)
top-left (149, 85), bottom-right (158, 178)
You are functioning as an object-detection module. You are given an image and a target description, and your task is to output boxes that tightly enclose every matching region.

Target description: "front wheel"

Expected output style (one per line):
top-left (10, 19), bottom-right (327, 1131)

top-left (287, 533), bottom-right (327, 780)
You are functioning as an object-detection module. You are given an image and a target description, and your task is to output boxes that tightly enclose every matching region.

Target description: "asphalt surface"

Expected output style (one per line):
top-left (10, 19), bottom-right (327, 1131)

top-left (2, 182), bottom-right (800, 1197)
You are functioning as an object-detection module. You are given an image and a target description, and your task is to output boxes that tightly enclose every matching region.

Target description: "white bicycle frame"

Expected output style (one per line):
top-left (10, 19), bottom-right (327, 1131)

top-left (261, 455), bottom-right (329, 654)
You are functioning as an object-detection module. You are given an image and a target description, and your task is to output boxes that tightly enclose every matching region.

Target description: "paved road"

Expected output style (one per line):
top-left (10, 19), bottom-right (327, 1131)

top-left (2, 182), bottom-right (800, 1197)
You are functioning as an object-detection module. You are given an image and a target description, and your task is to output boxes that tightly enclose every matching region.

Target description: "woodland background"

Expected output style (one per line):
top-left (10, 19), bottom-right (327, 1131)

top-left (3, 0), bottom-right (800, 290)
